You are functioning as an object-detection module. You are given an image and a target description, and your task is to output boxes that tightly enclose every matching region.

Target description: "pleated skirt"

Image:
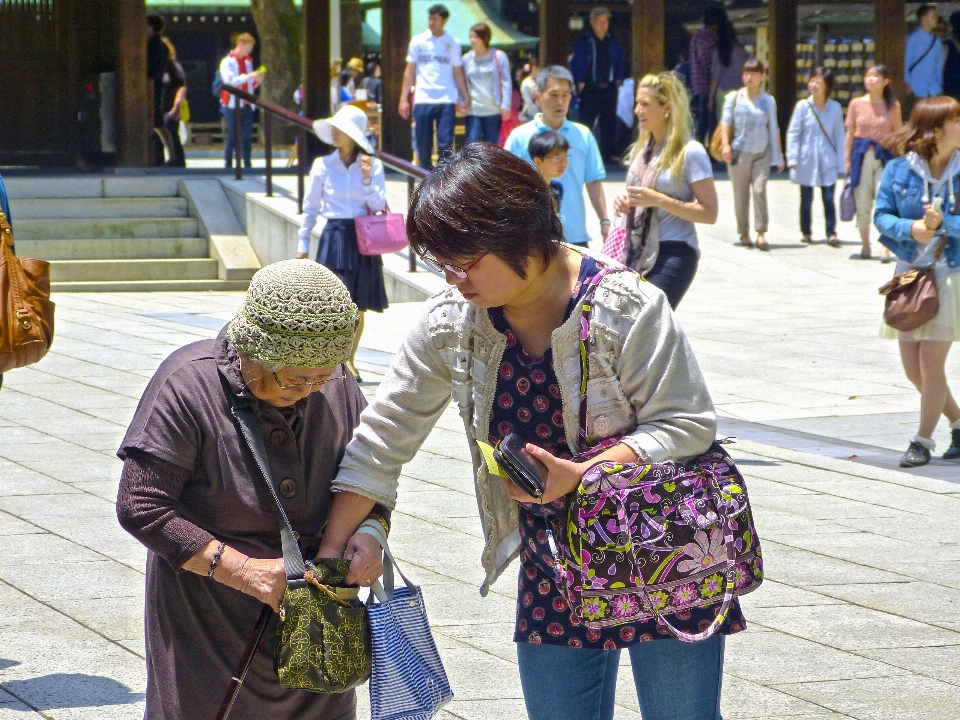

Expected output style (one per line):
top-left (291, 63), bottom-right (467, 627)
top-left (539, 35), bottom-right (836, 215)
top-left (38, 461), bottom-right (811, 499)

top-left (317, 218), bottom-right (389, 312)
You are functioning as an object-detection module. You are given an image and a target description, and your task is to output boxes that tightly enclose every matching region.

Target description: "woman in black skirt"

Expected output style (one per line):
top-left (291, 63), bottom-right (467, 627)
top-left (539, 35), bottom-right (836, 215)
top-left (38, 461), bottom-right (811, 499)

top-left (297, 104), bottom-right (388, 380)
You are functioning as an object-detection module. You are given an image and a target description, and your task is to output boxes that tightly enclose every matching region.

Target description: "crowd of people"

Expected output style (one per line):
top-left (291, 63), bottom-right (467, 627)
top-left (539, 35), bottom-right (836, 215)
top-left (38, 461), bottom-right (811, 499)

top-left (107, 5), bottom-right (960, 720)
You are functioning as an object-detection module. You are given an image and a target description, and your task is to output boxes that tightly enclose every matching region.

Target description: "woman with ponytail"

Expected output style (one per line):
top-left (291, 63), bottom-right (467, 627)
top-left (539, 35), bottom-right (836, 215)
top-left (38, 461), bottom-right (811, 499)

top-left (613, 71), bottom-right (719, 308)
top-left (874, 95), bottom-right (960, 466)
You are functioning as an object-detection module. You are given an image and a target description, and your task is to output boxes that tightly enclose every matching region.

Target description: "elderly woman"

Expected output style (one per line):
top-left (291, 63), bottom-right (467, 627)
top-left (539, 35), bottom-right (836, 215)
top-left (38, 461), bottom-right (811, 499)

top-left (116, 260), bottom-right (387, 720)
top-left (317, 144), bottom-right (744, 720)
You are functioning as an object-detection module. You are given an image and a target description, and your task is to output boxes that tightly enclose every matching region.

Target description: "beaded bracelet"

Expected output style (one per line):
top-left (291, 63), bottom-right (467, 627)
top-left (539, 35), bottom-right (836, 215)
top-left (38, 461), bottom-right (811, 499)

top-left (208, 542), bottom-right (225, 578)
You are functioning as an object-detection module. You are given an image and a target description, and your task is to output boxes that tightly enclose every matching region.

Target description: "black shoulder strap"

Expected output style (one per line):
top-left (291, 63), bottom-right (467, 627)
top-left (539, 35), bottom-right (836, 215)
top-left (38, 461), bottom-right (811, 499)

top-left (224, 377), bottom-right (305, 581)
top-left (807, 99), bottom-right (837, 154)
top-left (909, 35), bottom-right (938, 74)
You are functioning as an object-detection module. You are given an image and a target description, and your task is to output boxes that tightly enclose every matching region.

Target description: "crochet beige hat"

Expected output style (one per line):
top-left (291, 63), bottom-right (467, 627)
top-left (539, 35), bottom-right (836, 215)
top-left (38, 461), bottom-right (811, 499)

top-left (227, 260), bottom-right (360, 368)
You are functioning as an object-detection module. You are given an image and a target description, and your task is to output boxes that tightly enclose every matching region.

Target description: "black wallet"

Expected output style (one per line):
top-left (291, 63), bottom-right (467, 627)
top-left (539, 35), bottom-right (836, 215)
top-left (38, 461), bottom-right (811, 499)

top-left (493, 433), bottom-right (548, 498)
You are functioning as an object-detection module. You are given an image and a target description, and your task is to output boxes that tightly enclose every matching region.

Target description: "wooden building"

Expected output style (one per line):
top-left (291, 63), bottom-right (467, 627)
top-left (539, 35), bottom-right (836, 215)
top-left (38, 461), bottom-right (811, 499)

top-left (0, 0), bottom-right (912, 168)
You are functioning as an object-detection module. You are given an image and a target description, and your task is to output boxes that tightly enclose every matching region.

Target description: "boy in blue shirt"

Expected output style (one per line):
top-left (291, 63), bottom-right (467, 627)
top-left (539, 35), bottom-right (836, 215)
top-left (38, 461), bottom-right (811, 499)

top-left (528, 130), bottom-right (570, 212)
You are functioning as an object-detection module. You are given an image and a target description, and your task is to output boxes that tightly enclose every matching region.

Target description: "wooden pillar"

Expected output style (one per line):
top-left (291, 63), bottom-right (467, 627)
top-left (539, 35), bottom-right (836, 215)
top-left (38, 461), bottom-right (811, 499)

top-left (381, 0), bottom-right (411, 159)
top-left (341, 0), bottom-right (363, 63)
top-left (303, 0), bottom-right (331, 163)
top-left (632, 0), bottom-right (665, 77)
top-left (539, 0), bottom-right (569, 68)
top-left (116, 0), bottom-right (149, 167)
top-left (767, 0), bottom-right (798, 143)
top-left (875, 0), bottom-right (907, 103)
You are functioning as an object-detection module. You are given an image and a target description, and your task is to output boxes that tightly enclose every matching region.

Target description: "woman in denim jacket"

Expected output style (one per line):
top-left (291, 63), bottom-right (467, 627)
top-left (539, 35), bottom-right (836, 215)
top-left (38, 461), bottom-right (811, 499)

top-left (875, 96), bottom-right (960, 466)
top-left (318, 144), bottom-right (741, 720)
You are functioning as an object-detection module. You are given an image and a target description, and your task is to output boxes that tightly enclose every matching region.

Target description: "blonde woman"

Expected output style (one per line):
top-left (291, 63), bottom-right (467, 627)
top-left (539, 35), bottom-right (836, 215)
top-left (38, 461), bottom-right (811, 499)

top-left (613, 72), bottom-right (719, 307)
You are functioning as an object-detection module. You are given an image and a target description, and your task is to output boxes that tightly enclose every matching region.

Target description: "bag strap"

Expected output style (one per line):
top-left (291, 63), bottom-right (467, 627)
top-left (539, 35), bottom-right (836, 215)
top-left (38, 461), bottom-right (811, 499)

top-left (909, 34), bottom-right (938, 74)
top-left (807, 98), bottom-right (837, 154)
top-left (228, 390), bottom-right (306, 582)
top-left (576, 266), bottom-right (632, 448)
top-left (354, 522), bottom-right (419, 603)
top-left (0, 211), bottom-right (28, 332)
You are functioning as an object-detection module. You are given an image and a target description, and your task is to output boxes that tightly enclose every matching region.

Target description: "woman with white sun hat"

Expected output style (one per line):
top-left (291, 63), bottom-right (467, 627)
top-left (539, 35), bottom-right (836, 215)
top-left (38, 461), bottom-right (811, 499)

top-left (297, 104), bottom-right (387, 381)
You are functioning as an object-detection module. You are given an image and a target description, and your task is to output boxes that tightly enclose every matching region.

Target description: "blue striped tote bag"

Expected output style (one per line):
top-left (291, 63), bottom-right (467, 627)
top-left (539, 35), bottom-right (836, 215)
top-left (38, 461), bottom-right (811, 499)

top-left (356, 523), bottom-right (453, 720)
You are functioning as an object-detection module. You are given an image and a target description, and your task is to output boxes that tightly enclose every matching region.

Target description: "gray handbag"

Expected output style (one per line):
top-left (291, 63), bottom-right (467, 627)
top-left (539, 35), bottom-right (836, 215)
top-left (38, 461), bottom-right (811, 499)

top-left (840, 177), bottom-right (856, 222)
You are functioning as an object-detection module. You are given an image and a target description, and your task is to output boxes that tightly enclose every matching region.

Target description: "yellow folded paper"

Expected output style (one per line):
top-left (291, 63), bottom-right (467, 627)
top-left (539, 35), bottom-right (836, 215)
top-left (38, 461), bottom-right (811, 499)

top-left (476, 440), bottom-right (510, 479)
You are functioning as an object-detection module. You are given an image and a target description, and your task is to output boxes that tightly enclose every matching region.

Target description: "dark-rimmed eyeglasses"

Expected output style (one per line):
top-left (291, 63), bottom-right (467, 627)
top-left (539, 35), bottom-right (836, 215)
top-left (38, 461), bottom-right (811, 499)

top-left (421, 252), bottom-right (487, 279)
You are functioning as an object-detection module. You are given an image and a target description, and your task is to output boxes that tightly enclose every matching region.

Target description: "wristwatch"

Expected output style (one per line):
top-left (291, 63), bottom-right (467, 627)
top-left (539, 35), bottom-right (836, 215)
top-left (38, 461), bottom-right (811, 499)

top-left (362, 178), bottom-right (373, 186)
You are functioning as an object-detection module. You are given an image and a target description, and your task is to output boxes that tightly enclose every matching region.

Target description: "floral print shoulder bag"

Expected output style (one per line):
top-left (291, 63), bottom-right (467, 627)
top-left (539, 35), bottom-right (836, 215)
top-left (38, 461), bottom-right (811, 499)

top-left (553, 268), bottom-right (764, 642)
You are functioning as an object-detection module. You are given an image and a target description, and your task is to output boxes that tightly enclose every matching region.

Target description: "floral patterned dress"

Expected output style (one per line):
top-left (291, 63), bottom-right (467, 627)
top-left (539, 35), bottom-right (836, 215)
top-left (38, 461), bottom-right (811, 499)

top-left (489, 257), bottom-right (747, 648)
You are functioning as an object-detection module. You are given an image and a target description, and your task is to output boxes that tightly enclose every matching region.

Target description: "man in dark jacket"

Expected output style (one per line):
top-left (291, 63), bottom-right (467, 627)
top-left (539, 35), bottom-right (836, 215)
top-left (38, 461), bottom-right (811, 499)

top-left (569, 6), bottom-right (627, 164)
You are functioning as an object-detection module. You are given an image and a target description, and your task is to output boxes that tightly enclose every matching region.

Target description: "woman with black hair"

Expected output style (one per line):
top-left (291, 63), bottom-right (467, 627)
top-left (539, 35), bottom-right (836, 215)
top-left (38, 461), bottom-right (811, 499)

top-left (708, 11), bottom-right (747, 121)
top-left (845, 65), bottom-right (903, 259)
top-left (319, 142), bottom-right (741, 720)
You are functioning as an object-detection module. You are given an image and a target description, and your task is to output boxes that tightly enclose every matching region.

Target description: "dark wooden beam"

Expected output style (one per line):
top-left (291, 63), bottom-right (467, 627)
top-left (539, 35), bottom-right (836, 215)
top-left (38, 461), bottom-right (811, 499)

top-left (875, 0), bottom-right (907, 106)
top-left (767, 0), bottom-right (798, 142)
top-left (303, 0), bottom-right (330, 163)
top-left (381, 0), bottom-right (411, 159)
top-left (539, 0), bottom-right (570, 68)
top-left (632, 0), bottom-right (665, 77)
top-left (341, 0), bottom-right (363, 63)
top-left (116, 0), bottom-right (150, 167)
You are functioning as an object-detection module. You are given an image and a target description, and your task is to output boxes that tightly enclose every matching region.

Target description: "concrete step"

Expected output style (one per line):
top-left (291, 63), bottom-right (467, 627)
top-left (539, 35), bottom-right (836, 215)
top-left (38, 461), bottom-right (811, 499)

top-left (49, 258), bottom-right (219, 283)
top-left (5, 177), bottom-right (181, 200)
top-left (16, 217), bottom-right (199, 240)
top-left (51, 279), bottom-right (251, 293)
top-left (11, 197), bottom-right (189, 220)
top-left (15, 237), bottom-right (209, 261)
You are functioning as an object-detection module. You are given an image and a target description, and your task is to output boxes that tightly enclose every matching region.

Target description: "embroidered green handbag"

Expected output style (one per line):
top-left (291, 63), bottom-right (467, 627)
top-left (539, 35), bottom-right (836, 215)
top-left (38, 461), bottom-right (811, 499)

top-left (230, 397), bottom-right (372, 694)
top-left (275, 558), bottom-right (372, 692)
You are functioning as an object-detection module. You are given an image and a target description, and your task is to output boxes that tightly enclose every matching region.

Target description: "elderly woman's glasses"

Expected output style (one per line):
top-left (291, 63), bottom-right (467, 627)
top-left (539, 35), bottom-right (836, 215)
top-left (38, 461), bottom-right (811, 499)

top-left (272, 363), bottom-right (346, 389)
top-left (421, 252), bottom-right (487, 279)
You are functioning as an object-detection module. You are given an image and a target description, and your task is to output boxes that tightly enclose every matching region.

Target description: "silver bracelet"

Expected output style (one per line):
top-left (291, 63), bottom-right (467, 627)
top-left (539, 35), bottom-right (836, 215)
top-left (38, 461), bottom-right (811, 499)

top-left (208, 542), bottom-right (225, 578)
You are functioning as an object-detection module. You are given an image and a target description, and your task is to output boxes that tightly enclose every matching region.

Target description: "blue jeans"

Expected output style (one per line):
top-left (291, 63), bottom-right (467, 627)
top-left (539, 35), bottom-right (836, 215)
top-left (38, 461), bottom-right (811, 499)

top-left (645, 241), bottom-right (700, 310)
top-left (464, 114), bottom-right (502, 145)
top-left (413, 103), bottom-right (456, 170)
top-left (517, 635), bottom-right (725, 720)
top-left (800, 184), bottom-right (836, 238)
top-left (223, 104), bottom-right (254, 168)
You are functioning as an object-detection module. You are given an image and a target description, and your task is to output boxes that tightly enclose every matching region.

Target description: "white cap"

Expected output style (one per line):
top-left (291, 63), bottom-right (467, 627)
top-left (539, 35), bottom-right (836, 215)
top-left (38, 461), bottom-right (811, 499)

top-left (312, 105), bottom-right (374, 154)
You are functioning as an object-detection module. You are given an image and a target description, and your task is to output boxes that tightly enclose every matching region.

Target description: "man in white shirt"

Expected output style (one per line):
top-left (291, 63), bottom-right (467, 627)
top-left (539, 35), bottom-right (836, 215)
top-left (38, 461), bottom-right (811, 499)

top-left (399, 3), bottom-right (470, 169)
top-left (219, 32), bottom-right (263, 169)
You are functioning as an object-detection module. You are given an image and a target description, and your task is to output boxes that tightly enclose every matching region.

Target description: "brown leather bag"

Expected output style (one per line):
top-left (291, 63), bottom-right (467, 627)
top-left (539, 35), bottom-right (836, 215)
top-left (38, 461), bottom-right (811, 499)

top-left (0, 211), bottom-right (55, 373)
top-left (878, 237), bottom-right (944, 332)
top-left (709, 90), bottom-right (738, 163)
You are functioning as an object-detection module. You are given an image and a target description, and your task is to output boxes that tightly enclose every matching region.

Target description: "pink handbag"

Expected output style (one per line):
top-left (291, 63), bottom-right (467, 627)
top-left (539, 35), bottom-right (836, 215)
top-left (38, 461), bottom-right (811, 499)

top-left (355, 206), bottom-right (408, 256)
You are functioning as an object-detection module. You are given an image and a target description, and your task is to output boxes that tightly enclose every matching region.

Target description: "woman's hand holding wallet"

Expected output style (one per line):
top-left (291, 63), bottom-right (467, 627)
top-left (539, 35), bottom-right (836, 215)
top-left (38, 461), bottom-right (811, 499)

top-left (501, 441), bottom-right (640, 505)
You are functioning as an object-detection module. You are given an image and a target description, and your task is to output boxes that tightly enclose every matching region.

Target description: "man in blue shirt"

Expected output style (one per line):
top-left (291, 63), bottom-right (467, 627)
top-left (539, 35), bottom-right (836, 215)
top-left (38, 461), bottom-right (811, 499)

top-left (504, 66), bottom-right (610, 248)
top-left (906, 4), bottom-right (944, 99)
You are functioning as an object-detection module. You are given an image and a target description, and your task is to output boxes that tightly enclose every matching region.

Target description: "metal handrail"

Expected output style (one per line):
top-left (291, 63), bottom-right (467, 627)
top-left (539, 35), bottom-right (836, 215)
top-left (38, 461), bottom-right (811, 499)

top-left (222, 84), bottom-right (426, 271)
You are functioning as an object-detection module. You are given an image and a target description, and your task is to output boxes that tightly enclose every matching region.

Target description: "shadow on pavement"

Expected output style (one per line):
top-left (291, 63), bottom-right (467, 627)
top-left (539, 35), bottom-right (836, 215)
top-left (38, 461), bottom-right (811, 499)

top-left (0, 673), bottom-right (144, 710)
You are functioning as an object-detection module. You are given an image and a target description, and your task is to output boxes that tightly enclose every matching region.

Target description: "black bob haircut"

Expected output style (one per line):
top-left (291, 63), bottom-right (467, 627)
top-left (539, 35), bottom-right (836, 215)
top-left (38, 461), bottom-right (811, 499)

top-left (527, 130), bottom-right (571, 160)
top-left (407, 142), bottom-right (563, 279)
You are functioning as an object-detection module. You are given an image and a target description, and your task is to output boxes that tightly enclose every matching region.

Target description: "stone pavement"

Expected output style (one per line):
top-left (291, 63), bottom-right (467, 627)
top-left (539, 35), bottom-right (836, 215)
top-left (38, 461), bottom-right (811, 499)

top-left (0, 176), bottom-right (958, 719)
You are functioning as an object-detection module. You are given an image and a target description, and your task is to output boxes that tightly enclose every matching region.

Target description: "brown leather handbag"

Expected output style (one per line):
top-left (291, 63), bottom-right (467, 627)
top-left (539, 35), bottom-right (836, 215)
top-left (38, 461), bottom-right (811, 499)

top-left (878, 237), bottom-right (944, 332)
top-left (0, 211), bottom-right (55, 372)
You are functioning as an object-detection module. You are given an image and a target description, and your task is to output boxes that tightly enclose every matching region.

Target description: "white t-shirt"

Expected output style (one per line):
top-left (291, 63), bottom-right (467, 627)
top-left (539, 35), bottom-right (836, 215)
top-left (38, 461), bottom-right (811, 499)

top-left (406, 30), bottom-right (463, 105)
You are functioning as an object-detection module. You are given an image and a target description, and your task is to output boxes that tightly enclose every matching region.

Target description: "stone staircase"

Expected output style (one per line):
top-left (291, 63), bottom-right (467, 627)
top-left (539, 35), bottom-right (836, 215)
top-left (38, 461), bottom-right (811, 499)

top-left (8, 177), bottom-right (257, 292)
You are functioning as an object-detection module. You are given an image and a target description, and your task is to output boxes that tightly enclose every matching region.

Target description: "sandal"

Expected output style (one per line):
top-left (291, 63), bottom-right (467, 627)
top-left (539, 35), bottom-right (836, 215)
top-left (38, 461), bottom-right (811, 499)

top-left (755, 234), bottom-right (769, 251)
top-left (860, 249), bottom-right (872, 259)
top-left (801, 235), bottom-right (813, 243)
top-left (827, 236), bottom-right (841, 248)
top-left (738, 238), bottom-right (753, 248)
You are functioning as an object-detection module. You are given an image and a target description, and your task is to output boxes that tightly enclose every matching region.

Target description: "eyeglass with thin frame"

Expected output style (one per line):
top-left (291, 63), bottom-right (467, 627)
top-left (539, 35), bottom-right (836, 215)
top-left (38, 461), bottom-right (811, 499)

top-left (240, 357), bottom-right (347, 390)
top-left (420, 252), bottom-right (487, 279)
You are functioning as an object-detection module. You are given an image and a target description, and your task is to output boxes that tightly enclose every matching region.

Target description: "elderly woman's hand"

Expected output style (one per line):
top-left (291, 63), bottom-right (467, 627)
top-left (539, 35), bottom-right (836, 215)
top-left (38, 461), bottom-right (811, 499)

top-left (343, 531), bottom-right (384, 587)
top-left (237, 557), bottom-right (287, 612)
top-left (501, 443), bottom-right (588, 505)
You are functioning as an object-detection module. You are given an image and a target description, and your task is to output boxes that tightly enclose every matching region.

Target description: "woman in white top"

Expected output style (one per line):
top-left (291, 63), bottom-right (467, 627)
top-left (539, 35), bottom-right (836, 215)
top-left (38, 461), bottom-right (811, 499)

top-left (462, 22), bottom-right (512, 144)
top-left (786, 67), bottom-right (846, 245)
top-left (296, 105), bottom-right (388, 380)
top-left (613, 72), bottom-right (719, 308)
